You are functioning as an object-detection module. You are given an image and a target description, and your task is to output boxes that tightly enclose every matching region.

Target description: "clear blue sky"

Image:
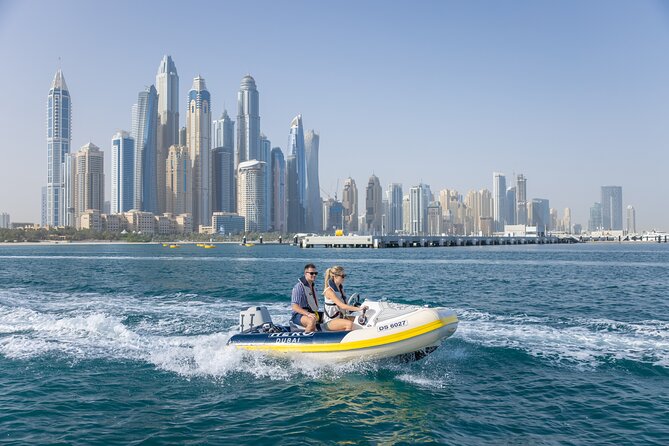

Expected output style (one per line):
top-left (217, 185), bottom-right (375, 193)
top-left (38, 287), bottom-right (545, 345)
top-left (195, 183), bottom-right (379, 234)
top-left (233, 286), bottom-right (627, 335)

top-left (1, 0), bottom-right (668, 230)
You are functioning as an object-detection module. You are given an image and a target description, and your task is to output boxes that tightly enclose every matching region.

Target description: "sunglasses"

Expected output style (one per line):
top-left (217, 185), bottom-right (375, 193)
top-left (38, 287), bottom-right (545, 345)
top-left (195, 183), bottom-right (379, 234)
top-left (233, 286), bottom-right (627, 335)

top-left (338, 274), bottom-right (347, 279)
top-left (306, 271), bottom-right (318, 276)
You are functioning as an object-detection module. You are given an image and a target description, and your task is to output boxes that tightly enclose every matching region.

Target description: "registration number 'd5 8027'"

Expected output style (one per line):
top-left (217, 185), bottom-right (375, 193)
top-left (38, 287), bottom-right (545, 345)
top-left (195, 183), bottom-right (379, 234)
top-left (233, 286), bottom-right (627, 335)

top-left (377, 320), bottom-right (407, 332)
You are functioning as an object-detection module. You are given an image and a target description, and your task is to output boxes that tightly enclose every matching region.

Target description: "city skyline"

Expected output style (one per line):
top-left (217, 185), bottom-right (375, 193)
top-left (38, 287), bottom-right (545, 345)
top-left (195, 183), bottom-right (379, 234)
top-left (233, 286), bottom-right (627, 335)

top-left (1, 1), bottom-right (668, 229)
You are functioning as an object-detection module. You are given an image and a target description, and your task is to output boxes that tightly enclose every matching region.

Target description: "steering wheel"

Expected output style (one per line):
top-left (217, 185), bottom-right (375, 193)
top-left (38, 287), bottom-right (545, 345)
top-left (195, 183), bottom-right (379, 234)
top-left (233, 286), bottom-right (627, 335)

top-left (347, 292), bottom-right (362, 307)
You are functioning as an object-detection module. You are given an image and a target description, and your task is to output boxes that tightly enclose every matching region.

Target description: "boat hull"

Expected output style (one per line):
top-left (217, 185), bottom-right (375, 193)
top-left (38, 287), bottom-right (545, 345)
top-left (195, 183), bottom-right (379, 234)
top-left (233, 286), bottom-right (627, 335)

top-left (228, 308), bottom-right (458, 362)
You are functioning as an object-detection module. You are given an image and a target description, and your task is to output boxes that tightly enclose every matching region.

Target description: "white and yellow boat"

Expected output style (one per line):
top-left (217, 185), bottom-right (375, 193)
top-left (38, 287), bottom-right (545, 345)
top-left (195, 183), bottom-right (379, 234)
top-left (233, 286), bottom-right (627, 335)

top-left (227, 298), bottom-right (458, 362)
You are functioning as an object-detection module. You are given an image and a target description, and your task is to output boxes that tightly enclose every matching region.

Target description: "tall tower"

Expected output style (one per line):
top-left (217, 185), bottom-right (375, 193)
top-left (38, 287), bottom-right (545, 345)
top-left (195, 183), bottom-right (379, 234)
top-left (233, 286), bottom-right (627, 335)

top-left (132, 85), bottom-right (158, 213)
top-left (238, 160), bottom-right (267, 232)
top-left (516, 174), bottom-right (527, 225)
top-left (626, 205), bottom-right (636, 234)
top-left (601, 186), bottom-right (623, 230)
top-left (213, 109), bottom-right (235, 149)
top-left (156, 55), bottom-right (179, 214)
top-left (341, 177), bottom-right (358, 233)
top-left (46, 69), bottom-right (71, 226)
top-left (386, 183), bottom-right (403, 235)
top-left (270, 147), bottom-right (286, 233)
top-left (165, 144), bottom-right (192, 215)
top-left (287, 115), bottom-right (306, 232)
top-left (365, 174), bottom-right (383, 234)
top-left (187, 76), bottom-right (212, 227)
top-left (493, 172), bottom-right (506, 232)
top-left (74, 143), bottom-right (104, 227)
top-left (409, 183), bottom-right (430, 235)
top-left (111, 131), bottom-right (135, 214)
top-left (236, 75), bottom-right (260, 166)
top-left (304, 129), bottom-right (322, 233)
top-left (212, 146), bottom-right (234, 213)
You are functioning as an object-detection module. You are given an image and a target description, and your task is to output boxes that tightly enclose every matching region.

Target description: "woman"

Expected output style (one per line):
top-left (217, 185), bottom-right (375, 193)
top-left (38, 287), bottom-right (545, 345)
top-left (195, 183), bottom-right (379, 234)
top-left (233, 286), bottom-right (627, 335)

top-left (322, 266), bottom-right (367, 331)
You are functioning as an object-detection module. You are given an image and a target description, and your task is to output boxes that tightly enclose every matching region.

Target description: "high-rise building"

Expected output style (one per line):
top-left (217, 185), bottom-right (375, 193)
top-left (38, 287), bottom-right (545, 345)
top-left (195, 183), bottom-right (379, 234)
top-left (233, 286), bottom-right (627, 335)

top-left (41, 187), bottom-right (47, 227)
top-left (409, 184), bottom-right (430, 235)
top-left (0, 213), bottom-right (10, 229)
top-left (386, 183), bottom-right (403, 235)
top-left (213, 109), bottom-right (235, 150)
top-left (323, 198), bottom-right (344, 233)
top-left (365, 174), bottom-right (383, 234)
top-left (237, 75), bottom-right (260, 166)
top-left (46, 69), bottom-right (71, 227)
top-left (529, 198), bottom-right (549, 235)
top-left (187, 76), bottom-right (211, 227)
top-left (549, 208), bottom-right (558, 232)
top-left (74, 143), bottom-right (104, 228)
top-left (464, 189), bottom-right (493, 235)
top-left (270, 147), bottom-right (286, 233)
top-left (601, 186), bottom-right (623, 230)
top-left (165, 144), bottom-right (191, 215)
top-left (626, 205), bottom-right (636, 234)
top-left (427, 201), bottom-right (443, 235)
top-left (259, 135), bottom-right (272, 231)
top-left (212, 146), bottom-right (234, 213)
top-left (212, 110), bottom-right (235, 213)
top-left (341, 177), bottom-right (358, 233)
top-left (589, 202), bottom-right (602, 232)
top-left (111, 131), bottom-right (135, 214)
top-left (132, 85), bottom-right (158, 213)
top-left (506, 186), bottom-right (516, 226)
top-left (237, 160), bottom-right (267, 233)
top-left (305, 129), bottom-right (322, 233)
top-left (562, 208), bottom-right (572, 233)
top-left (63, 153), bottom-right (76, 226)
top-left (516, 174), bottom-right (527, 225)
top-left (156, 55), bottom-right (179, 214)
top-left (286, 115), bottom-right (307, 232)
top-left (493, 172), bottom-right (506, 232)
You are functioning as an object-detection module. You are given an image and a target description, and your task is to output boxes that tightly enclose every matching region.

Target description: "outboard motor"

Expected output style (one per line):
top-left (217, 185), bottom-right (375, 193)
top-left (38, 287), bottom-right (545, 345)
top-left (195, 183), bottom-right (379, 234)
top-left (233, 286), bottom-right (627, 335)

top-left (239, 306), bottom-right (273, 332)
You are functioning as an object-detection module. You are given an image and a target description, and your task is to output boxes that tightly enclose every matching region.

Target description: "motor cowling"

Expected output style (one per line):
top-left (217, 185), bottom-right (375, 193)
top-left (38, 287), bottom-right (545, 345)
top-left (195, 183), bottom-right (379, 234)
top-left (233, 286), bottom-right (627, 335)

top-left (239, 306), bottom-right (273, 332)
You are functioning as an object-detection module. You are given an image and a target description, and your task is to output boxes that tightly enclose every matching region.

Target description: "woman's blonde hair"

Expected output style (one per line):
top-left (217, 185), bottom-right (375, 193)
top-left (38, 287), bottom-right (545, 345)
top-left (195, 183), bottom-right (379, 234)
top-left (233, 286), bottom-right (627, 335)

top-left (323, 265), bottom-right (345, 293)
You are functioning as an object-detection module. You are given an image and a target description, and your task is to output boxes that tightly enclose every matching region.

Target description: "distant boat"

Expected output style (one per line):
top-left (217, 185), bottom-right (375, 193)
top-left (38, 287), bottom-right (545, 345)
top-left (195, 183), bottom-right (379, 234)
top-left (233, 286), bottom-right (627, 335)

top-left (196, 243), bottom-right (205, 247)
top-left (169, 244), bottom-right (180, 248)
top-left (162, 243), bottom-right (169, 247)
top-left (203, 244), bottom-right (216, 249)
top-left (242, 243), bottom-right (255, 247)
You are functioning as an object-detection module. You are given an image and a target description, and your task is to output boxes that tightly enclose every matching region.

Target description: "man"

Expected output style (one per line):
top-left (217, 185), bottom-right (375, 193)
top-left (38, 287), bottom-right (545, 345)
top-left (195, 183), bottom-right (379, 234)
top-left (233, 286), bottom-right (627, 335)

top-left (290, 263), bottom-right (321, 333)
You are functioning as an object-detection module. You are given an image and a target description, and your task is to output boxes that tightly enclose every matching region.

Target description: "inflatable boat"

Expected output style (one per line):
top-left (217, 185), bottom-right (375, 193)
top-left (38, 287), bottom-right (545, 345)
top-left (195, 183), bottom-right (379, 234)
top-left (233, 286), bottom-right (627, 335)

top-left (227, 295), bottom-right (458, 362)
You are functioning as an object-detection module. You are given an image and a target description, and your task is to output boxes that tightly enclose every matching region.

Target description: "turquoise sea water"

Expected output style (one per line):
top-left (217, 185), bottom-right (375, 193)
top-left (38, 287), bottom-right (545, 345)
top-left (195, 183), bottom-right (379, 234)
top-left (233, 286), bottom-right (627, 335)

top-left (0, 243), bottom-right (667, 445)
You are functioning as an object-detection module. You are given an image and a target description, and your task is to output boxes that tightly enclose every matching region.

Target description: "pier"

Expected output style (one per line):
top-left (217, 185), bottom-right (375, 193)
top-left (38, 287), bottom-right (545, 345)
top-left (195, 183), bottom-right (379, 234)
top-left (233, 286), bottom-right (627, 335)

top-left (300, 234), bottom-right (579, 248)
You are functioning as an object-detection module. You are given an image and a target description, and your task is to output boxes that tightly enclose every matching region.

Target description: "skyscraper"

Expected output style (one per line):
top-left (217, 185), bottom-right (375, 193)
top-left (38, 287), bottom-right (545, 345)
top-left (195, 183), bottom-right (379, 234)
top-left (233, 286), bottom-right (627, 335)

top-left (386, 183), bottom-right (403, 235)
top-left (341, 177), bottom-right (358, 233)
top-left (409, 183), bottom-right (430, 235)
top-left (46, 69), bottom-right (71, 227)
top-left (74, 143), bottom-right (104, 228)
top-left (304, 130), bottom-right (322, 233)
top-left (111, 131), bottom-right (135, 214)
top-left (365, 174), bottom-right (383, 234)
top-left (212, 146), bottom-right (234, 213)
top-left (506, 186), bottom-right (516, 226)
top-left (236, 75), bottom-right (260, 166)
top-left (156, 55), bottom-right (179, 214)
top-left (516, 174), bottom-right (527, 225)
top-left (132, 85), bottom-right (158, 213)
top-left (212, 110), bottom-right (235, 214)
top-left (529, 198), bottom-right (550, 235)
top-left (270, 147), bottom-right (286, 233)
top-left (213, 109), bottom-right (235, 150)
top-left (237, 160), bottom-right (267, 233)
top-left (259, 134), bottom-right (272, 231)
top-left (286, 115), bottom-right (307, 232)
top-left (589, 202), bottom-right (602, 232)
top-left (601, 186), bottom-right (623, 230)
top-left (165, 144), bottom-right (191, 215)
top-left (187, 76), bottom-right (211, 227)
top-left (493, 172), bottom-right (506, 232)
top-left (626, 205), bottom-right (636, 234)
